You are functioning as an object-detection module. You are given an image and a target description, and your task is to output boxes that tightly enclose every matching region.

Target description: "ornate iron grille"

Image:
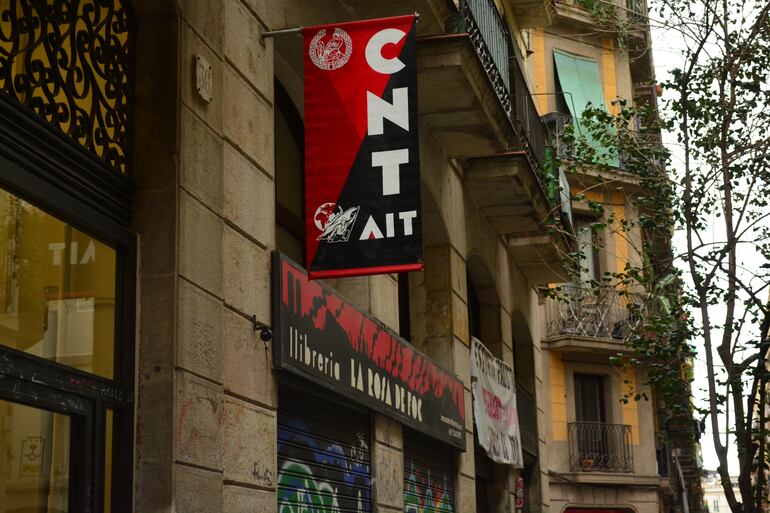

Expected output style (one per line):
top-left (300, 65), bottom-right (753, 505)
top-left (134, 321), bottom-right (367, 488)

top-left (462, 0), bottom-right (512, 117)
top-left (0, 0), bottom-right (131, 175)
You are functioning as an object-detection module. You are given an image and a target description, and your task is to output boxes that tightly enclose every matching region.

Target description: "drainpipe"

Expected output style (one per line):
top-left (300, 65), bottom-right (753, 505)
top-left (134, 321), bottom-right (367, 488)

top-left (673, 449), bottom-right (690, 513)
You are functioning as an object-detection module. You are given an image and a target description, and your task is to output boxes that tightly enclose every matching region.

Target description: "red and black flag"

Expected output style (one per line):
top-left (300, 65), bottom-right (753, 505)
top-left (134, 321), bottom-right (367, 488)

top-left (303, 15), bottom-right (422, 280)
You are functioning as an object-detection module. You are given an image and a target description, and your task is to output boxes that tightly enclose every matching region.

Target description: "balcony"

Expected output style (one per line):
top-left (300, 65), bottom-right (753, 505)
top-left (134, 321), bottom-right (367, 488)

top-left (569, 421), bottom-right (634, 473)
top-left (502, 0), bottom-right (551, 28)
top-left (543, 284), bottom-right (646, 353)
top-left (419, 0), bottom-right (570, 283)
top-left (552, 0), bottom-right (649, 42)
top-left (516, 382), bottom-right (538, 456)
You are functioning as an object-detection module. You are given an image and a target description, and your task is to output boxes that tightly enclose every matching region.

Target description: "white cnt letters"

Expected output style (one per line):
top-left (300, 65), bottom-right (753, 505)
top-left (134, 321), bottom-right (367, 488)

top-left (372, 149), bottom-right (409, 196)
top-left (365, 28), bottom-right (406, 74)
top-left (398, 210), bottom-right (417, 236)
top-left (367, 87), bottom-right (409, 135)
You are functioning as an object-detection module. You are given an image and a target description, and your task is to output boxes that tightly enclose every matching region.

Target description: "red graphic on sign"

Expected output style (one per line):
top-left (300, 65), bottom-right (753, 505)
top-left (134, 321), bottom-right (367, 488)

top-left (280, 258), bottom-right (465, 421)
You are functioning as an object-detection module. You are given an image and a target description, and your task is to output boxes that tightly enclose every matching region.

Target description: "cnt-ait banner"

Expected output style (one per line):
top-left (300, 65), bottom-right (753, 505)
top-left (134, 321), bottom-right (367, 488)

top-left (471, 338), bottom-right (523, 467)
top-left (303, 15), bottom-right (422, 280)
top-left (273, 252), bottom-right (465, 449)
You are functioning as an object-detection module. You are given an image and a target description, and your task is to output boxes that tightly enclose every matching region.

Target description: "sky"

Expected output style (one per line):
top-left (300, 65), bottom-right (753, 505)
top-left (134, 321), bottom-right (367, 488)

top-left (649, 8), bottom-right (745, 474)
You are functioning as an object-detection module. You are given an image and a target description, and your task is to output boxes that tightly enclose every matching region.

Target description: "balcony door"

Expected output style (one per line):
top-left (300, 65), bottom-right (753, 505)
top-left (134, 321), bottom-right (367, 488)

top-left (575, 374), bottom-right (606, 423)
top-left (574, 374), bottom-right (608, 470)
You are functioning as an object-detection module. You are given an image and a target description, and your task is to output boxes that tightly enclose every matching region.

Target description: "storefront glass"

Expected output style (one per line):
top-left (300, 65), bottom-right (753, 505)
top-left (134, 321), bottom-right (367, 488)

top-left (0, 399), bottom-right (71, 513)
top-left (0, 186), bottom-right (116, 378)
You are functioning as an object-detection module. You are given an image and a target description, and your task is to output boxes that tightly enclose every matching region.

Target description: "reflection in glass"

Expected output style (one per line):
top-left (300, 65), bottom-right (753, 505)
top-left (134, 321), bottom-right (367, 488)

top-left (0, 400), bottom-right (70, 512)
top-left (0, 186), bottom-right (116, 378)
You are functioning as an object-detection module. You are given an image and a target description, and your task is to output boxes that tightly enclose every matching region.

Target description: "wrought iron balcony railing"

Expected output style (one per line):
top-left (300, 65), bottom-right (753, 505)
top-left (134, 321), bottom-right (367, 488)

top-left (461, 0), bottom-right (550, 170)
top-left (545, 284), bottom-right (646, 340)
top-left (516, 382), bottom-right (538, 456)
top-left (462, 0), bottom-right (512, 116)
top-left (511, 54), bottom-right (549, 170)
top-left (569, 422), bottom-right (634, 473)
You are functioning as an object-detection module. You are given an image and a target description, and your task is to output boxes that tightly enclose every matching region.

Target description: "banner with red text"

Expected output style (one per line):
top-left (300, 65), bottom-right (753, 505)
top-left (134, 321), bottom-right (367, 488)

top-left (471, 338), bottom-right (523, 466)
top-left (303, 15), bottom-right (422, 279)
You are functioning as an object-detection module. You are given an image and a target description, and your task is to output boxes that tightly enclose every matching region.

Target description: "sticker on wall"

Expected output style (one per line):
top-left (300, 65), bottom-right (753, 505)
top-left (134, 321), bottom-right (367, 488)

top-left (20, 436), bottom-right (45, 477)
top-left (303, 14), bottom-right (422, 279)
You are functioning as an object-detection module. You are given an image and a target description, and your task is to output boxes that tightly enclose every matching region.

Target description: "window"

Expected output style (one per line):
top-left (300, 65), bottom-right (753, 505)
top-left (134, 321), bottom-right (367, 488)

top-left (574, 215), bottom-right (600, 283)
top-left (553, 50), bottom-right (619, 167)
top-left (0, 184), bottom-right (134, 513)
top-left (0, 401), bottom-right (71, 511)
top-left (574, 374), bottom-right (606, 422)
top-left (0, 188), bottom-right (116, 378)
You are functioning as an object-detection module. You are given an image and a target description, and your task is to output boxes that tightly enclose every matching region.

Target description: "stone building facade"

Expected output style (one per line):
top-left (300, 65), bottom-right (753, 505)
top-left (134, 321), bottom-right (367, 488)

top-left (0, 1), bottom-right (694, 513)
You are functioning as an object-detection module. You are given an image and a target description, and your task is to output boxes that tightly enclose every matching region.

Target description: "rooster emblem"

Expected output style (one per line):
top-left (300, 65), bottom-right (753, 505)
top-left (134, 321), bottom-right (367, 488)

top-left (309, 28), bottom-right (353, 70)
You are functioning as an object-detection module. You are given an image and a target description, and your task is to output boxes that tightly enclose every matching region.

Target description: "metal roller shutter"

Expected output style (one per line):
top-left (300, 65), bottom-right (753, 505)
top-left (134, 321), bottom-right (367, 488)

top-left (404, 431), bottom-right (455, 513)
top-left (277, 389), bottom-right (372, 513)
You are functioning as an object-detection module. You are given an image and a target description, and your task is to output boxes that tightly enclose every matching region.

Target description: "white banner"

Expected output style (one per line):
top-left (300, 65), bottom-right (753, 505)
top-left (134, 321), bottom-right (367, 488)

top-left (470, 338), bottom-right (523, 467)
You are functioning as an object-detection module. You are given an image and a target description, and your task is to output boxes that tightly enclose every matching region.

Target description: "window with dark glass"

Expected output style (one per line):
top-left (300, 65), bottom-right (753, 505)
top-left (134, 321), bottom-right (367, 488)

top-left (0, 185), bottom-right (133, 513)
top-left (574, 374), bottom-right (606, 422)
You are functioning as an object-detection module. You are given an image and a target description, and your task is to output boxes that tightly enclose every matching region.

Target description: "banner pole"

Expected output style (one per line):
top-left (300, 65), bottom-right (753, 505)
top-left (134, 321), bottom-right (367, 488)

top-left (260, 26), bottom-right (303, 44)
top-left (261, 12), bottom-right (420, 42)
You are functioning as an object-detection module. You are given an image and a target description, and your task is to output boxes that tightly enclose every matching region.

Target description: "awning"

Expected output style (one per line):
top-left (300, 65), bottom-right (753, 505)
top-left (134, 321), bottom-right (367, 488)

top-left (553, 50), bottom-right (619, 167)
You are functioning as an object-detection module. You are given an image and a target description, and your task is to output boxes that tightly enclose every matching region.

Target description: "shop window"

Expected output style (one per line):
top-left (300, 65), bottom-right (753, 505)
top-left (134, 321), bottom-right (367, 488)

top-left (0, 187), bottom-right (116, 378)
top-left (275, 80), bottom-right (305, 264)
top-left (0, 184), bottom-right (133, 513)
top-left (0, 400), bottom-right (71, 511)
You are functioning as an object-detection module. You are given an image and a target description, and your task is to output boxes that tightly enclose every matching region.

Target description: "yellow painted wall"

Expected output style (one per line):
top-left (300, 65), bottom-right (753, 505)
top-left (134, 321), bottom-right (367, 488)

top-left (531, 28), bottom-right (548, 114)
top-left (611, 190), bottom-right (629, 274)
top-left (621, 366), bottom-right (641, 444)
top-left (601, 38), bottom-right (618, 113)
top-left (550, 352), bottom-right (568, 441)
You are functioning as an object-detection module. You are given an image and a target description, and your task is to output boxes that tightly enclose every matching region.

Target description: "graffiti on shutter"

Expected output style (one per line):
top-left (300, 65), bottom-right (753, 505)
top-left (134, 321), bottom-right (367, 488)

top-left (404, 433), bottom-right (455, 513)
top-left (278, 390), bottom-right (372, 513)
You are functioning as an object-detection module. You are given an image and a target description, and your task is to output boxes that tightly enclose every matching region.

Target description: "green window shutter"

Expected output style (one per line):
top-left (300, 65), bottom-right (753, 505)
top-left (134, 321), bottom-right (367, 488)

top-left (553, 50), bottom-right (619, 167)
